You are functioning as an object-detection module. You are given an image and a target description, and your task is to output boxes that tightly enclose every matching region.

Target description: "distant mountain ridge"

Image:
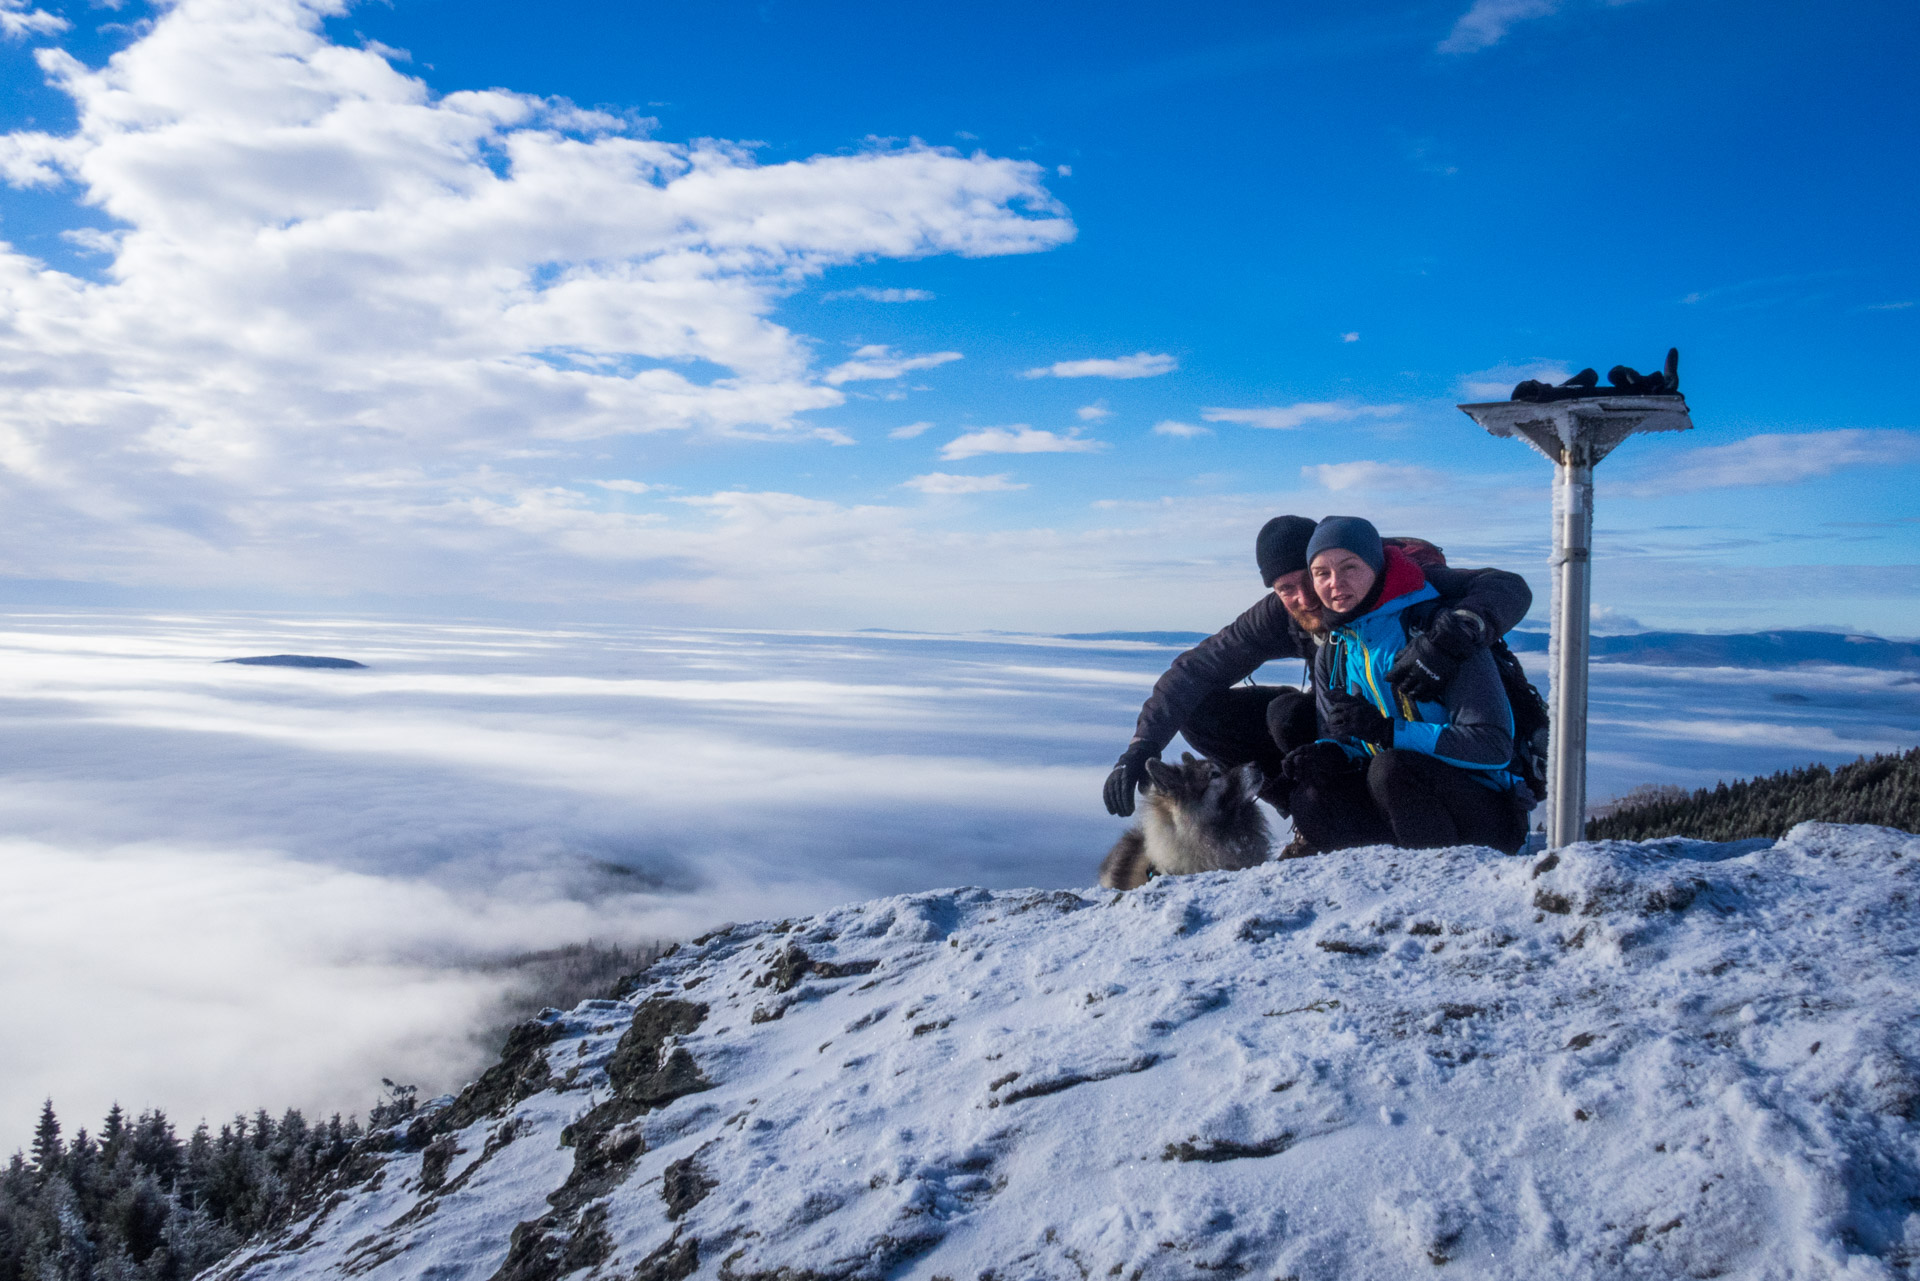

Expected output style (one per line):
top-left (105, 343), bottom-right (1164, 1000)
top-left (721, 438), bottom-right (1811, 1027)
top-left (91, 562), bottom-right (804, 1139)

top-left (1502, 629), bottom-right (1920, 670)
top-left (1063, 629), bottom-right (1920, 670)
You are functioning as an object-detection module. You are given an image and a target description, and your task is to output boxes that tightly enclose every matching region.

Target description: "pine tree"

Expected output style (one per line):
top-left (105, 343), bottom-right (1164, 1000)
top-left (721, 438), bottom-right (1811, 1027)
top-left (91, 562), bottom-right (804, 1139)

top-left (31, 1102), bottom-right (62, 1177)
top-left (97, 1106), bottom-right (127, 1173)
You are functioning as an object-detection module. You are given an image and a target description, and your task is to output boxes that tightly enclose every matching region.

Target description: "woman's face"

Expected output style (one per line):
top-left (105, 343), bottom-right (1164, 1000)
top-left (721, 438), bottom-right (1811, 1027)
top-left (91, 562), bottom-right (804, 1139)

top-left (1311, 548), bottom-right (1377, 615)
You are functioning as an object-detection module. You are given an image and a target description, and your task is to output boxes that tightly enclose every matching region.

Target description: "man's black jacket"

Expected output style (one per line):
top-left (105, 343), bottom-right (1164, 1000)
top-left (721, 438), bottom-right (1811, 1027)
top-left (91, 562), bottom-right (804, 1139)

top-left (1128, 566), bottom-right (1533, 753)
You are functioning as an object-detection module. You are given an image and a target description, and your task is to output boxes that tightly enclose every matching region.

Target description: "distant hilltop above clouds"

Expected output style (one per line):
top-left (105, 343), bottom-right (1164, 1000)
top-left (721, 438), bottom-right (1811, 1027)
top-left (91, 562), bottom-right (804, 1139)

top-left (1501, 629), bottom-right (1920, 671)
top-left (204, 823), bottom-right (1920, 1281)
top-left (218, 655), bottom-right (368, 669)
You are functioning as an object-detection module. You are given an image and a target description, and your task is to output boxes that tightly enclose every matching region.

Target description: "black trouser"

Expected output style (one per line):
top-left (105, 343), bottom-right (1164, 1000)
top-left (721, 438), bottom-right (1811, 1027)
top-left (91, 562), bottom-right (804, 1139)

top-left (1178, 685), bottom-right (1319, 809)
top-left (1290, 748), bottom-right (1529, 854)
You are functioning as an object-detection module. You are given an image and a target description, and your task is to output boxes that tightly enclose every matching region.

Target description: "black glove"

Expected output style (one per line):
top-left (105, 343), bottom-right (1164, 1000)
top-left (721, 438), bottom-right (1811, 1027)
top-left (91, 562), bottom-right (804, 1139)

top-left (1324, 688), bottom-right (1392, 749)
top-left (1103, 742), bottom-right (1157, 817)
top-left (1279, 741), bottom-right (1351, 784)
top-left (1388, 608), bottom-right (1489, 703)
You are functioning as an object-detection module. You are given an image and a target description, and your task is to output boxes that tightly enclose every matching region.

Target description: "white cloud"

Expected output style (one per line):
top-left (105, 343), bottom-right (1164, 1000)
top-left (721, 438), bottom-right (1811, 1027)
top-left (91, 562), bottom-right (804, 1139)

top-left (1057, 164), bottom-right (1072, 177)
top-left (1075, 403), bottom-right (1111, 422)
top-left (0, 126), bottom-right (69, 185)
top-left (590, 478), bottom-right (660, 494)
top-left (1341, 332), bottom-right (1360, 343)
top-left (1455, 360), bottom-right (1573, 402)
top-left (1304, 461), bottom-right (1447, 491)
top-left (1868, 301), bottom-right (1913, 312)
top-left (0, 0), bottom-right (65, 39)
top-left (1152, 420), bottom-right (1211, 438)
top-left (1625, 430), bottom-right (1920, 497)
top-left (822, 287), bottom-right (935, 302)
top-left (1439, 0), bottom-right (1646, 54)
top-left (824, 345), bottom-right (964, 385)
top-left (1022, 352), bottom-right (1177, 380)
top-left (1201, 402), bottom-right (1404, 431)
top-left (939, 425), bottom-right (1104, 461)
top-left (0, 0), bottom-right (1071, 600)
top-left (58, 226), bottom-right (123, 254)
top-left (1438, 0), bottom-right (1562, 53)
top-left (888, 421), bottom-right (934, 439)
top-left (901, 471), bottom-right (1027, 494)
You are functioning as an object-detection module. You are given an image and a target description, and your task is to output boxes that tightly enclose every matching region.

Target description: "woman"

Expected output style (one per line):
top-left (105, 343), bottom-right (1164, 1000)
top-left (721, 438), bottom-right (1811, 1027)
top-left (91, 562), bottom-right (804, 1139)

top-left (1282, 516), bottom-right (1533, 854)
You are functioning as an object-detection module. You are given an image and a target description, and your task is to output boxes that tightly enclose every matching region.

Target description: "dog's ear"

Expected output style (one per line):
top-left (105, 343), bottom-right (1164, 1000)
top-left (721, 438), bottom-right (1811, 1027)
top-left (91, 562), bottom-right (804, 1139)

top-left (1144, 757), bottom-right (1178, 791)
top-left (1180, 751), bottom-right (1198, 766)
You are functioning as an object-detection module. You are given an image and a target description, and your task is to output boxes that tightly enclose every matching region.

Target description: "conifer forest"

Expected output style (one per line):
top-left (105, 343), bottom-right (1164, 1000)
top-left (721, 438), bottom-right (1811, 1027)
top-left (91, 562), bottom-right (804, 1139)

top-left (0, 1098), bottom-right (385, 1281)
top-left (1587, 746), bottom-right (1920, 842)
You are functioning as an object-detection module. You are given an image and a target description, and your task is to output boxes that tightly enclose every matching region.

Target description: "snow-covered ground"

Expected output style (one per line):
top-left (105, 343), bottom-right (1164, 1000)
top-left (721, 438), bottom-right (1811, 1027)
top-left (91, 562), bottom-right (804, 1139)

top-left (211, 822), bottom-right (1920, 1281)
top-left (3, 609), bottom-right (1918, 1152)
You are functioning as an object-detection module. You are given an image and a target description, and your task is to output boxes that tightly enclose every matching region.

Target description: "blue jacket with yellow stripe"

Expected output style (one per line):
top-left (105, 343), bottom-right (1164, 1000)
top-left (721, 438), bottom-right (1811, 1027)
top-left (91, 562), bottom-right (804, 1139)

top-left (1311, 561), bottom-right (1521, 791)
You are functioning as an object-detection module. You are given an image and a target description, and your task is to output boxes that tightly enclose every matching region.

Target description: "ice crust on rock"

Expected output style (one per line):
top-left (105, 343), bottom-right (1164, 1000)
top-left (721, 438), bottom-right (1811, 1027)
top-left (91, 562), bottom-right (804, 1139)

top-left (207, 822), bottom-right (1920, 1280)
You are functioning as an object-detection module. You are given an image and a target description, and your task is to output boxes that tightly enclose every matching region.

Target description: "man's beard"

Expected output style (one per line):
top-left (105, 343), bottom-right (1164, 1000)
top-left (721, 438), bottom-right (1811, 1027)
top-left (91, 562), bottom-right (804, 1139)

top-left (1285, 601), bottom-right (1326, 634)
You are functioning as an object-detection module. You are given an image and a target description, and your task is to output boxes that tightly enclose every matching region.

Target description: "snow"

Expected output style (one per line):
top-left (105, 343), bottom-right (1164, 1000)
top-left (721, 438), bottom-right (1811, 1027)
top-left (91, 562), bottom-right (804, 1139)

top-left (211, 822), bottom-right (1920, 1280)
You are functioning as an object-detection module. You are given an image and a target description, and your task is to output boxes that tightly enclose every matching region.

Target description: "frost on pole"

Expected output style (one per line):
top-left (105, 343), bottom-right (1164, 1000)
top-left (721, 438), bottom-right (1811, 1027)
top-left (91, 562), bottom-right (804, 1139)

top-left (1458, 351), bottom-right (1693, 849)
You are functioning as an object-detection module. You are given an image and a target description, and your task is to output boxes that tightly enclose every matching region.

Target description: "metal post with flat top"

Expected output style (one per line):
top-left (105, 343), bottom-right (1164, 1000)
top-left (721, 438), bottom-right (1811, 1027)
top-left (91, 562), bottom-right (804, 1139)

top-left (1457, 386), bottom-right (1693, 848)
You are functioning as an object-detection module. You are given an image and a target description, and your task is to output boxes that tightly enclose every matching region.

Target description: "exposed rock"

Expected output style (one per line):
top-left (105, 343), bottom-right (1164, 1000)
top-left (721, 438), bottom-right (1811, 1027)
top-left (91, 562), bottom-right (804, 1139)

top-left (633, 1232), bottom-right (698, 1281)
top-left (436, 1017), bottom-right (567, 1134)
top-left (486, 1203), bottom-right (610, 1281)
top-left (661, 1154), bottom-right (716, 1220)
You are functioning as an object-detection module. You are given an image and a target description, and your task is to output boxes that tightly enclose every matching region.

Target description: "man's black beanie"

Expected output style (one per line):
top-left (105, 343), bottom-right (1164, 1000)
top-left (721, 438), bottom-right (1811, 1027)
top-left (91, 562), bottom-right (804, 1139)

top-left (1255, 515), bottom-right (1318, 586)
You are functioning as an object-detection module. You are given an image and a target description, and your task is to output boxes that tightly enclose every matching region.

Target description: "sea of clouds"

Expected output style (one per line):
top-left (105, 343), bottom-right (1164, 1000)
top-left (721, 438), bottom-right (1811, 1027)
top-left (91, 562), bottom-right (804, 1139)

top-left (4, 609), bottom-right (1920, 1152)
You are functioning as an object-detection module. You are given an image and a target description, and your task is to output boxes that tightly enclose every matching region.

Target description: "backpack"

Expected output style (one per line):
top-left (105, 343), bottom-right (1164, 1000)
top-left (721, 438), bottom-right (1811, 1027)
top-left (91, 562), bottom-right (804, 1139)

top-left (1488, 638), bottom-right (1551, 805)
top-left (1386, 537), bottom-right (1550, 804)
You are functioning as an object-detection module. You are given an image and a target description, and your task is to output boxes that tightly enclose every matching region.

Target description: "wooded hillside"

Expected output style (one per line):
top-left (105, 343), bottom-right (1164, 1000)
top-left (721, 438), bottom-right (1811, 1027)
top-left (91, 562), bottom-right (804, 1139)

top-left (1587, 746), bottom-right (1920, 842)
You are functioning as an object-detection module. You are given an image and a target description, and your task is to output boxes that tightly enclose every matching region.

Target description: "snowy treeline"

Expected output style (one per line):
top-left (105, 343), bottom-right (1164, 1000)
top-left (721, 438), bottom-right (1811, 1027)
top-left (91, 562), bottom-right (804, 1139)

top-left (1591, 746), bottom-right (1920, 842)
top-left (0, 1103), bottom-right (376, 1281)
top-left (0, 939), bottom-right (667, 1281)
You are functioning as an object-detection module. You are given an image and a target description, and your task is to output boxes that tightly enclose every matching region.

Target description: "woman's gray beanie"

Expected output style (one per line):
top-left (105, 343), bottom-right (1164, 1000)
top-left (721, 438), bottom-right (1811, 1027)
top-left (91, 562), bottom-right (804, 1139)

top-left (1305, 515), bottom-right (1385, 574)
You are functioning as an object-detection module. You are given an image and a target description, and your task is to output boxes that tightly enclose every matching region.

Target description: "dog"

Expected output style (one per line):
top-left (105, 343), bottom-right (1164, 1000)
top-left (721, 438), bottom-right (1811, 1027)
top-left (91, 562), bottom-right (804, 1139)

top-left (1098, 753), bottom-right (1272, 890)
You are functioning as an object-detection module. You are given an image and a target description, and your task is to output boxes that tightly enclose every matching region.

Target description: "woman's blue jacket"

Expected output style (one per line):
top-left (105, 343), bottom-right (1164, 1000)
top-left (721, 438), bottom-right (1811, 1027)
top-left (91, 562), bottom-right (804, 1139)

top-left (1311, 552), bottom-right (1522, 791)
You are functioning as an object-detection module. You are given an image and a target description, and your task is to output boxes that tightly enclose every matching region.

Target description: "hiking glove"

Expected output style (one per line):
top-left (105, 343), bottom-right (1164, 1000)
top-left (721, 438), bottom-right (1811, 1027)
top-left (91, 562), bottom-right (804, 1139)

top-left (1388, 608), bottom-right (1489, 702)
top-left (1103, 742), bottom-right (1157, 817)
top-left (1324, 688), bottom-right (1392, 748)
top-left (1279, 741), bottom-right (1350, 783)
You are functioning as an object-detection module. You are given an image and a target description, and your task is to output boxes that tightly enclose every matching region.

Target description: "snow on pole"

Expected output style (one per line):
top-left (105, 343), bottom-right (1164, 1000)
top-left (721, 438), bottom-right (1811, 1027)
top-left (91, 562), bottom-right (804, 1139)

top-left (1458, 359), bottom-right (1692, 848)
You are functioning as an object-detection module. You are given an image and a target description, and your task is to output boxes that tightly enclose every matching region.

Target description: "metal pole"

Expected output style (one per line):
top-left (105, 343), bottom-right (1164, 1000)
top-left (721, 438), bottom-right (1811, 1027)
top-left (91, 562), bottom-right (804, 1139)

top-left (1548, 450), bottom-right (1594, 847)
top-left (1456, 387), bottom-right (1693, 851)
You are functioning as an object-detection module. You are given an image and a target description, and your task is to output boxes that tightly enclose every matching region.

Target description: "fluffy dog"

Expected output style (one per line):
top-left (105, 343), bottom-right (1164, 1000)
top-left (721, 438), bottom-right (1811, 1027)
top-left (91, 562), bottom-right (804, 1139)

top-left (1098, 753), bottom-right (1272, 890)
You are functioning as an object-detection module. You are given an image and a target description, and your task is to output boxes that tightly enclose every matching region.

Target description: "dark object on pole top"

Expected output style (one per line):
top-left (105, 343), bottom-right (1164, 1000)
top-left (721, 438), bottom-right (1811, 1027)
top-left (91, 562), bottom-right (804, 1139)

top-left (1511, 348), bottom-right (1679, 403)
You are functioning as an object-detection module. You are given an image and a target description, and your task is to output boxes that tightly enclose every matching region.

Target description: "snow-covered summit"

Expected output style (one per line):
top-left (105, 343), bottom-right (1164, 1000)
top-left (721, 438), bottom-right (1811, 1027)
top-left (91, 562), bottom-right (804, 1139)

top-left (212, 824), bottom-right (1920, 1280)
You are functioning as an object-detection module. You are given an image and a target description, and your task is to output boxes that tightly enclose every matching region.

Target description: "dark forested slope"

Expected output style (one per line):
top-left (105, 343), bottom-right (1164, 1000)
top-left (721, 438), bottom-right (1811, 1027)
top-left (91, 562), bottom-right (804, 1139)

top-left (1588, 746), bottom-right (1920, 842)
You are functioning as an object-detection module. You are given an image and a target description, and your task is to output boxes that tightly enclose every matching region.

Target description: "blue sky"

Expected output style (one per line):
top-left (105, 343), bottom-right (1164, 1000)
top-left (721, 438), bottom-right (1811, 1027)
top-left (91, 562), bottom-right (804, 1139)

top-left (0, 0), bottom-right (1914, 633)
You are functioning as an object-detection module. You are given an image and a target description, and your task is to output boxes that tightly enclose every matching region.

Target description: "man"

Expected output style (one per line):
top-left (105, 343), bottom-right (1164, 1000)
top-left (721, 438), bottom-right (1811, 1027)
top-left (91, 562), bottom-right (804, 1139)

top-left (1102, 515), bottom-right (1533, 824)
top-left (1282, 516), bottom-right (1532, 854)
